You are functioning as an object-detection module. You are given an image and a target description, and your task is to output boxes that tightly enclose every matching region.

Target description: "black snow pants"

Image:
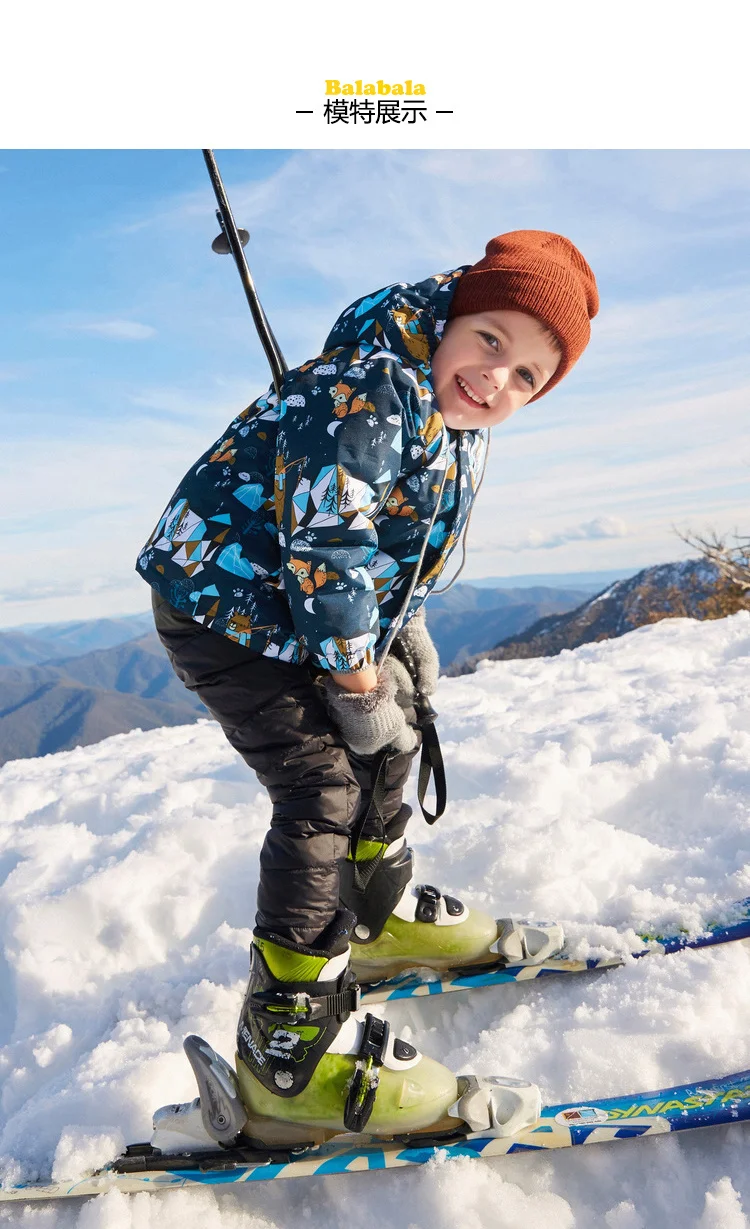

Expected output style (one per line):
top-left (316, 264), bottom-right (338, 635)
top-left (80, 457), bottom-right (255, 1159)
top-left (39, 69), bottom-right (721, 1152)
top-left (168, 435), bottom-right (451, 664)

top-left (151, 590), bottom-right (420, 947)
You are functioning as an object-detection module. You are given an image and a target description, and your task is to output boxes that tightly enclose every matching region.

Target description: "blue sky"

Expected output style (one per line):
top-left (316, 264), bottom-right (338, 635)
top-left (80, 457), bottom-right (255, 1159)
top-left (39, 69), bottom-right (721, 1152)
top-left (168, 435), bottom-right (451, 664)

top-left (2, 149), bottom-right (750, 629)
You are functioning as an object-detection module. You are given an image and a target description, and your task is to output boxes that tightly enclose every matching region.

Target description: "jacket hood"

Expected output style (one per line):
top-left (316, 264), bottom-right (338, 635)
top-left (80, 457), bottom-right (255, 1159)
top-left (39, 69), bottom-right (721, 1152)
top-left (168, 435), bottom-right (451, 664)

top-left (323, 267), bottom-right (469, 368)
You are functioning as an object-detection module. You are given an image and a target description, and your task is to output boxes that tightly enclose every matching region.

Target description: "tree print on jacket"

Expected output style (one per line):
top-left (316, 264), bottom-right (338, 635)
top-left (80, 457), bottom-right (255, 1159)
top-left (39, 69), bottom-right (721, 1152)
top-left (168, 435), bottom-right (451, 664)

top-left (136, 267), bottom-right (488, 671)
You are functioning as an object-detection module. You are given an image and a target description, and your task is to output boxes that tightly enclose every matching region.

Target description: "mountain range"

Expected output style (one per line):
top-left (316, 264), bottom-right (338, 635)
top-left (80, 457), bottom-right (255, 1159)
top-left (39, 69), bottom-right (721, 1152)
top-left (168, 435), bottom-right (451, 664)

top-left (0, 613), bottom-right (155, 668)
top-left (0, 582), bottom-right (597, 767)
top-left (0, 634), bottom-right (207, 768)
top-left (446, 559), bottom-right (750, 675)
top-left (418, 582), bottom-right (596, 667)
top-left (8, 563), bottom-right (741, 767)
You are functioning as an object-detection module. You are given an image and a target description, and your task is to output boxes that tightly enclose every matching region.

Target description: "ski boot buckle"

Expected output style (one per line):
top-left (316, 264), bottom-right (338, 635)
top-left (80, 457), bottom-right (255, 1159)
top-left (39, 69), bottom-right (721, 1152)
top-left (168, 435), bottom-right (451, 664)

top-left (343, 1014), bottom-right (390, 1133)
top-left (249, 984), bottom-right (360, 1023)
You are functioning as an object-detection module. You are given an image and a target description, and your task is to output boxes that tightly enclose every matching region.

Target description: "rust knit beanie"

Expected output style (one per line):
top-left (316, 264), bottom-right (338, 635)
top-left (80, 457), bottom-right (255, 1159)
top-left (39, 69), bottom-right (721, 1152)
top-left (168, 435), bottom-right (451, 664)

top-left (447, 230), bottom-right (599, 400)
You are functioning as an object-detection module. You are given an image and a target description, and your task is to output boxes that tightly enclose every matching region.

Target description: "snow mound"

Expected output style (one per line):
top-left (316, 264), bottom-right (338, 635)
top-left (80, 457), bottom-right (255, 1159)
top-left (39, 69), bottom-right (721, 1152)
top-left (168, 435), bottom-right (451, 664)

top-left (1, 612), bottom-right (750, 1226)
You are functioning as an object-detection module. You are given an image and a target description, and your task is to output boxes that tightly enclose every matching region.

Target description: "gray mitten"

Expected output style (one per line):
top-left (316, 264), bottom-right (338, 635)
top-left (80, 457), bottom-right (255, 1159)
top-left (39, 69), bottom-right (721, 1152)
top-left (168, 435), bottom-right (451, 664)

top-left (395, 608), bottom-right (440, 696)
top-left (324, 658), bottom-right (418, 756)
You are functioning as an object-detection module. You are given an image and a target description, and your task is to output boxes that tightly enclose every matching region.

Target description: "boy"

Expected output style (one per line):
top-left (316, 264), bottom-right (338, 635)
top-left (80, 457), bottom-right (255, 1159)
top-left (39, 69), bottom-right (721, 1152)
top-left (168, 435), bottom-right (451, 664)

top-left (137, 229), bottom-right (598, 1140)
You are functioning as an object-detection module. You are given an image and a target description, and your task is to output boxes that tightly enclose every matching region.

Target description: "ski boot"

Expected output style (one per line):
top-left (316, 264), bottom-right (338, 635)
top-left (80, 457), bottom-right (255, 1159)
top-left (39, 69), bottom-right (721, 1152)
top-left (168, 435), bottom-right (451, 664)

top-left (341, 837), bottom-right (565, 984)
top-left (230, 910), bottom-right (464, 1143)
top-left (151, 1039), bottom-right (542, 1157)
top-left (148, 912), bottom-right (543, 1154)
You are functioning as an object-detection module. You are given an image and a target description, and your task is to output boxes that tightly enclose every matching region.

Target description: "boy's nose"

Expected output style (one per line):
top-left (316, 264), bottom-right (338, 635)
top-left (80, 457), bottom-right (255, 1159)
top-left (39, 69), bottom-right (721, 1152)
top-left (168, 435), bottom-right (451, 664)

top-left (488, 365), bottom-right (510, 392)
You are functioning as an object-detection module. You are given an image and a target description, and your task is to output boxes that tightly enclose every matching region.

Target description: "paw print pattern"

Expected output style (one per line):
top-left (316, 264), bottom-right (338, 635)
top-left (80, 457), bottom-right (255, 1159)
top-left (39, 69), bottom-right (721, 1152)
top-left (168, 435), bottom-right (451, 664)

top-left (135, 264), bottom-right (484, 672)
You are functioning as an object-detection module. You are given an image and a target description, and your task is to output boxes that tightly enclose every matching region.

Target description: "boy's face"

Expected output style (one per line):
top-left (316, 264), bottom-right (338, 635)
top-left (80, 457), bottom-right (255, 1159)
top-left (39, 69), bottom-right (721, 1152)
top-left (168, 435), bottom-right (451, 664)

top-left (430, 309), bottom-right (561, 430)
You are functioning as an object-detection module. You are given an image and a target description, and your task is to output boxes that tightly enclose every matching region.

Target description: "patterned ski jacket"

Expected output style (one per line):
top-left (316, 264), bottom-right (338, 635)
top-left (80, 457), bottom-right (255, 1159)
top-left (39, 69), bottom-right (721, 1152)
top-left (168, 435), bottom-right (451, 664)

top-left (135, 266), bottom-right (488, 672)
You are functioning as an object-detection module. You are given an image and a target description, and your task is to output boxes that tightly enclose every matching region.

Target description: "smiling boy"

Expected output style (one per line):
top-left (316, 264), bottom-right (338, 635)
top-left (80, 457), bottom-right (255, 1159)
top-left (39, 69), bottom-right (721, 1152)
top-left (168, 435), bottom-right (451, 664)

top-left (431, 308), bottom-right (561, 429)
top-left (137, 229), bottom-right (598, 1141)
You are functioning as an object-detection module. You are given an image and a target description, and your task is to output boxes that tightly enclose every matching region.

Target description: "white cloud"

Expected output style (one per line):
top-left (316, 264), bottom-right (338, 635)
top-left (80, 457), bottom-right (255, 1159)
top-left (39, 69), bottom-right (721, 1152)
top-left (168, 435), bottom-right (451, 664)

top-left (8, 150), bottom-right (750, 620)
top-left (411, 150), bottom-right (547, 188)
top-left (497, 516), bottom-right (629, 553)
top-left (34, 312), bottom-right (157, 341)
top-left (70, 319), bottom-right (156, 341)
top-left (100, 150), bottom-right (750, 375)
top-left (462, 374), bottom-right (750, 575)
top-left (567, 150), bottom-right (750, 214)
top-left (0, 574), bottom-right (127, 604)
top-left (591, 285), bottom-right (750, 355)
top-left (127, 377), bottom-right (264, 425)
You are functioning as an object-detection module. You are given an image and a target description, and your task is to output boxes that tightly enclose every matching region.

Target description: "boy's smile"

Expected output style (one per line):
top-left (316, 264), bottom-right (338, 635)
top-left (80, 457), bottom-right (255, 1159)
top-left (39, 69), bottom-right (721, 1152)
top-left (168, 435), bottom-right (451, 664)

top-left (430, 308), bottom-right (561, 431)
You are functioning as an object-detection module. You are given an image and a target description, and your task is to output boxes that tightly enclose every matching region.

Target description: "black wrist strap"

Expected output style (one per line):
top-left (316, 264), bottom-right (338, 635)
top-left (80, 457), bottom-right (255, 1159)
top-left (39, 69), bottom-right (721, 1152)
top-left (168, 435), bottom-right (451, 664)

top-left (416, 712), bottom-right (446, 825)
top-left (347, 691), bottom-right (447, 891)
top-left (349, 750), bottom-right (391, 893)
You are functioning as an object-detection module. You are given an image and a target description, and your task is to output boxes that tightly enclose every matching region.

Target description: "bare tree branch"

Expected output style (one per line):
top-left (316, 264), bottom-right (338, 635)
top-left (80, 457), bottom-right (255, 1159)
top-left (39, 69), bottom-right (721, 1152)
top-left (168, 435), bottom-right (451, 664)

top-left (675, 526), bottom-right (750, 590)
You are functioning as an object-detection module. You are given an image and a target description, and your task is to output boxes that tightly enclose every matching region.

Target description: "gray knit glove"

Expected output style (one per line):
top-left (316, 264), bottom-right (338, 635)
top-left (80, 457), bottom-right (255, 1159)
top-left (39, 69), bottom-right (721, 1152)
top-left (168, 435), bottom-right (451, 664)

top-left (323, 657), bottom-right (418, 757)
top-left (394, 608), bottom-right (440, 696)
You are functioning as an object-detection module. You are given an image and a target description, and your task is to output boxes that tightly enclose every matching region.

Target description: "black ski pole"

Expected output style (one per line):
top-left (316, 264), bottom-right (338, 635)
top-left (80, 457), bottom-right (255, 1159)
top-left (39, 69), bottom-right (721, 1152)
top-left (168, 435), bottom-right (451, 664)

top-left (202, 149), bottom-right (288, 402)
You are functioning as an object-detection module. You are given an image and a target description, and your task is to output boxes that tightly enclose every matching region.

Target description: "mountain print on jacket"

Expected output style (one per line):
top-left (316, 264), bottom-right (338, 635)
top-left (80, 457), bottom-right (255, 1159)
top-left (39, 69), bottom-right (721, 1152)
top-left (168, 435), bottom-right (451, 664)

top-left (136, 268), bottom-right (488, 671)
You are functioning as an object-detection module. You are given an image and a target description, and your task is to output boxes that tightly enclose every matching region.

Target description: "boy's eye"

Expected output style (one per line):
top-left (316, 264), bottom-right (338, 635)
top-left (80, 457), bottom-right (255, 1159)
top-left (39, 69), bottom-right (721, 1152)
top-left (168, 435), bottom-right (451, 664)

top-left (479, 332), bottom-right (536, 390)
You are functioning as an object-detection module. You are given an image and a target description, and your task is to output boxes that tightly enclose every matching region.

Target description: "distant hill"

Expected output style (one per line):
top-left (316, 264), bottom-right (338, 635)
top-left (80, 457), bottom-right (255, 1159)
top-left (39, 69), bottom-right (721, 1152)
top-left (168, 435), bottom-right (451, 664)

top-left (0, 634), bottom-right (207, 767)
top-left (0, 583), bottom-right (596, 766)
top-left (425, 584), bottom-right (593, 668)
top-left (446, 559), bottom-right (750, 675)
top-left (466, 569), bottom-right (634, 590)
top-left (0, 613), bottom-right (155, 667)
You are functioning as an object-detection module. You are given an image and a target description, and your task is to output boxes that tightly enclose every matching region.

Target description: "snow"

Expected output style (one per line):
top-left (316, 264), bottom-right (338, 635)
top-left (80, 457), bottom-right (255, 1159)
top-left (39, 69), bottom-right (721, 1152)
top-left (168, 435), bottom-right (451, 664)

top-left (2, 612), bottom-right (750, 1226)
top-left (582, 581), bottom-right (617, 605)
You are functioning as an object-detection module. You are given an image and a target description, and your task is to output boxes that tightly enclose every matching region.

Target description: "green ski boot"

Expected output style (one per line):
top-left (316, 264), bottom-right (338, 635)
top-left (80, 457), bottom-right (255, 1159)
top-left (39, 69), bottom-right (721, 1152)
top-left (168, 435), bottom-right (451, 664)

top-left (234, 912), bottom-right (459, 1144)
top-left (341, 838), bottom-right (565, 984)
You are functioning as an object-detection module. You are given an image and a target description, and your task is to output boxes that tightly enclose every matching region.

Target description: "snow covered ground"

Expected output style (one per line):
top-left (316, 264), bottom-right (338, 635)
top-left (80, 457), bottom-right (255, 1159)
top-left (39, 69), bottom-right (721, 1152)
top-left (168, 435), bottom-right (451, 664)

top-left (1, 611), bottom-right (750, 1228)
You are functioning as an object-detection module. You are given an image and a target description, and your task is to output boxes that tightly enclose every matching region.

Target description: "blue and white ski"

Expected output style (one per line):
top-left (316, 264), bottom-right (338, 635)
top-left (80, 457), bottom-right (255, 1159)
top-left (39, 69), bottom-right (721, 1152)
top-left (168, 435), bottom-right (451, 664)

top-left (360, 895), bottom-right (750, 1004)
top-left (3, 900), bottom-right (749, 1203)
top-left (3, 1067), bottom-right (750, 1201)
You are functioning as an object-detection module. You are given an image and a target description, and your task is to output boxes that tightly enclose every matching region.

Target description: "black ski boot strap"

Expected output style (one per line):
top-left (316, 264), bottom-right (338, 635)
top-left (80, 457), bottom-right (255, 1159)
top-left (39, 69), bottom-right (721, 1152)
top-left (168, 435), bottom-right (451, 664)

top-left (343, 1013), bottom-right (390, 1133)
top-left (238, 943), bottom-right (361, 1101)
top-left (249, 983), bottom-right (360, 1024)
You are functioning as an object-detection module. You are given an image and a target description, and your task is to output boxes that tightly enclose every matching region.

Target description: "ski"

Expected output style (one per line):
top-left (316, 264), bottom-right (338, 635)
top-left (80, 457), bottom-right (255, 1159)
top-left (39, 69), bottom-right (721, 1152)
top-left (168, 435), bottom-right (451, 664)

top-left (4, 1066), bottom-right (750, 1201)
top-left (359, 895), bottom-right (750, 1004)
top-left (4, 901), bottom-right (749, 1204)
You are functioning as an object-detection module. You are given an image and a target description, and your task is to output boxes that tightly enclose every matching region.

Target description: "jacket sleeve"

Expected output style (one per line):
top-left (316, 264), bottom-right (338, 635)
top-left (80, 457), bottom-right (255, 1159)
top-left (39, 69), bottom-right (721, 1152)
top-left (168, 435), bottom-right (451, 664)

top-left (275, 353), bottom-right (421, 673)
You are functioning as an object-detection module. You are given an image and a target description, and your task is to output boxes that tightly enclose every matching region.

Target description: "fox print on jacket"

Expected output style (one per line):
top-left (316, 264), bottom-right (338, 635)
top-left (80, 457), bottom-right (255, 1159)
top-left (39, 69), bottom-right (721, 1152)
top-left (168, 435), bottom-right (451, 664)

top-left (135, 267), bottom-right (488, 673)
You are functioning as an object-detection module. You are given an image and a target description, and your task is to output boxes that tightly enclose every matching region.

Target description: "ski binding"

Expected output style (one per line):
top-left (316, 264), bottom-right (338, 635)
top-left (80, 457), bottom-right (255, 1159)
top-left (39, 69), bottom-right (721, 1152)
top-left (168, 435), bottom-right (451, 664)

top-left (150, 1037), bottom-right (541, 1155)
